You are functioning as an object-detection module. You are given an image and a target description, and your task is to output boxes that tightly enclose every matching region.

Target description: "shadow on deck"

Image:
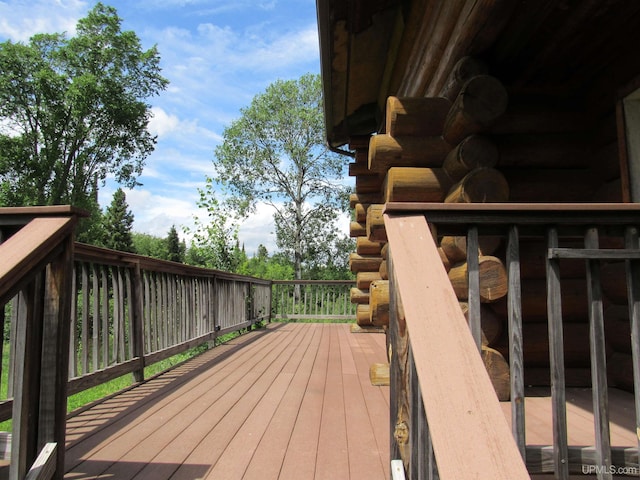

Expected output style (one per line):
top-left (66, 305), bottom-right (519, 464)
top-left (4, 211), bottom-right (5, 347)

top-left (63, 323), bottom-right (390, 480)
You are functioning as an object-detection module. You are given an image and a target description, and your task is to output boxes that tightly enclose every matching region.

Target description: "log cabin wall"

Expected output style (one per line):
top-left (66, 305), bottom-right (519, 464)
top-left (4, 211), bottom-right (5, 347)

top-left (324, 1), bottom-right (640, 395)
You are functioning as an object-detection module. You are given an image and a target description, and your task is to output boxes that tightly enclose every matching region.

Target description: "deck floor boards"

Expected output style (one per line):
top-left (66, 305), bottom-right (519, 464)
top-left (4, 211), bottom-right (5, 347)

top-left (64, 323), bottom-right (390, 480)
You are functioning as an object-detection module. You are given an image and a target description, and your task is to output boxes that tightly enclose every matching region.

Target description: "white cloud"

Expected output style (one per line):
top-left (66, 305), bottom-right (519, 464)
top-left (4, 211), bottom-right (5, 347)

top-left (238, 202), bottom-right (277, 254)
top-left (0, 0), bottom-right (86, 41)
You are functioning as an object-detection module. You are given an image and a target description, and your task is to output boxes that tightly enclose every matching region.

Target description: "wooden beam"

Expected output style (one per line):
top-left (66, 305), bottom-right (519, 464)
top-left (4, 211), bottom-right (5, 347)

top-left (384, 213), bottom-right (528, 478)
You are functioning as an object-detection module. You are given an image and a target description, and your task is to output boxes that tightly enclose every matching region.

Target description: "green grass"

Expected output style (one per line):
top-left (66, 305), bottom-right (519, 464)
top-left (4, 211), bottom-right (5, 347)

top-left (0, 328), bottom-right (249, 432)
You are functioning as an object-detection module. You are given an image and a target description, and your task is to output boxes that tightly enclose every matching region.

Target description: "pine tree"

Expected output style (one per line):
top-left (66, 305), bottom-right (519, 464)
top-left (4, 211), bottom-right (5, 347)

top-left (102, 188), bottom-right (135, 252)
top-left (166, 225), bottom-right (185, 263)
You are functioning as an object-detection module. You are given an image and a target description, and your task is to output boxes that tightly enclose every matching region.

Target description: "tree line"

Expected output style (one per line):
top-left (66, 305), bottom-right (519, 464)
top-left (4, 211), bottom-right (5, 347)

top-left (0, 3), bottom-right (353, 281)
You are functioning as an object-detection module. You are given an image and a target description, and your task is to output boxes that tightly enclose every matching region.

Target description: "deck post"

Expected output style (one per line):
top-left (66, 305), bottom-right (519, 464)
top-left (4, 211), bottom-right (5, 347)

top-left (131, 262), bottom-right (145, 383)
top-left (624, 227), bottom-right (640, 460)
top-left (584, 228), bottom-right (612, 479)
top-left (546, 227), bottom-right (569, 479)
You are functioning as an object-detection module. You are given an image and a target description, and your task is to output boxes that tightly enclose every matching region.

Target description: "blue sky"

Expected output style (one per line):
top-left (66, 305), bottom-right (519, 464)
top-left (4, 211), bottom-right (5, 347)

top-left (0, 0), bottom-right (338, 255)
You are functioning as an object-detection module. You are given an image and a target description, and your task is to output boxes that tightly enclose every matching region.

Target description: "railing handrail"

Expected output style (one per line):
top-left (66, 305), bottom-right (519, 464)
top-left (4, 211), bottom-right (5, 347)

top-left (271, 279), bottom-right (355, 285)
top-left (74, 242), bottom-right (272, 285)
top-left (0, 217), bottom-right (76, 305)
top-left (384, 211), bottom-right (530, 479)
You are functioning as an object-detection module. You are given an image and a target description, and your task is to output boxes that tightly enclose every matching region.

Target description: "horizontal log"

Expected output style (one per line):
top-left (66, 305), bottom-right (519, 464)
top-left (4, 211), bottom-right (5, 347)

top-left (482, 346), bottom-right (510, 401)
top-left (370, 280), bottom-right (390, 326)
top-left (354, 203), bottom-right (369, 223)
top-left (385, 96), bottom-right (452, 137)
top-left (495, 133), bottom-right (588, 169)
top-left (366, 204), bottom-right (387, 242)
top-left (439, 247), bottom-right (452, 272)
top-left (349, 253), bottom-right (383, 273)
top-left (381, 242), bottom-right (389, 260)
top-left (356, 237), bottom-right (382, 256)
top-left (349, 162), bottom-right (376, 177)
top-left (518, 239), bottom-right (586, 279)
top-left (448, 255), bottom-right (508, 303)
top-left (369, 363), bottom-right (390, 386)
top-left (600, 261), bottom-right (627, 304)
top-left (356, 174), bottom-right (384, 194)
top-left (368, 134), bottom-right (450, 173)
top-left (488, 108), bottom-right (589, 135)
top-left (440, 56), bottom-right (488, 102)
top-left (442, 134), bottom-right (499, 181)
top-left (588, 141), bottom-right (620, 183)
top-left (489, 278), bottom-right (591, 321)
top-left (440, 235), bottom-right (501, 264)
top-left (444, 167), bottom-right (509, 203)
top-left (607, 352), bottom-right (635, 392)
top-left (604, 304), bottom-right (633, 354)
top-left (384, 167), bottom-right (454, 203)
top-left (592, 178), bottom-right (623, 202)
top-left (350, 287), bottom-right (370, 305)
top-left (443, 75), bottom-right (508, 145)
top-left (379, 260), bottom-right (388, 280)
top-left (356, 271), bottom-right (382, 290)
top-left (349, 136), bottom-right (371, 151)
top-left (494, 322), bottom-right (593, 368)
top-left (459, 302), bottom-right (504, 346)
top-left (356, 303), bottom-right (372, 326)
top-left (354, 149), bottom-right (368, 164)
top-left (503, 169), bottom-right (598, 202)
top-left (350, 221), bottom-right (366, 238)
top-left (524, 367), bottom-right (593, 387)
top-left (350, 192), bottom-right (382, 208)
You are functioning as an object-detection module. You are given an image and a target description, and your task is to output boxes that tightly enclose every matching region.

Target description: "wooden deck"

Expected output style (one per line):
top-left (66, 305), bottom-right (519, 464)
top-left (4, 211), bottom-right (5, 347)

top-left (63, 322), bottom-right (390, 480)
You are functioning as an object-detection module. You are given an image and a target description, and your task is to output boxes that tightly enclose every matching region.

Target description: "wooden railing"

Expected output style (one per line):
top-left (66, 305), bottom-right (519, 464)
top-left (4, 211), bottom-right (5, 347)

top-left (64, 243), bottom-right (271, 395)
top-left (384, 203), bottom-right (640, 479)
top-left (271, 280), bottom-right (356, 321)
top-left (0, 207), bottom-right (82, 480)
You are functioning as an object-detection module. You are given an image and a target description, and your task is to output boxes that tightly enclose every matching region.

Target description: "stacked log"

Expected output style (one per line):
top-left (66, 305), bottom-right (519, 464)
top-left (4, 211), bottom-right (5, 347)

top-left (348, 137), bottom-right (385, 327)
top-left (347, 70), bottom-right (513, 397)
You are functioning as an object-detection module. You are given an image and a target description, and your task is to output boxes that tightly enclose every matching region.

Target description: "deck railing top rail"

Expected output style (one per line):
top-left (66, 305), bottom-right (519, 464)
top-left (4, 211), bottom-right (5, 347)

top-left (384, 202), bottom-right (640, 479)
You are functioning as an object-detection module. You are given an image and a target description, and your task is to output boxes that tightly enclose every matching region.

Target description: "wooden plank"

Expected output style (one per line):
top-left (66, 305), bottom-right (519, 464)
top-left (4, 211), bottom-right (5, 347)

top-left (39, 239), bottom-right (74, 479)
top-left (550, 248), bottom-right (640, 259)
top-left (242, 324), bottom-right (322, 479)
top-left (204, 325), bottom-right (315, 480)
top-left (11, 280), bottom-right (43, 480)
top-left (279, 325), bottom-right (331, 479)
top-left (507, 225), bottom-right (526, 459)
top-left (584, 228), bottom-right (612, 478)
top-left (546, 227), bottom-right (569, 479)
top-left (624, 227), bottom-right (640, 458)
top-left (24, 443), bottom-right (56, 480)
top-left (0, 217), bottom-right (74, 306)
top-left (384, 213), bottom-right (529, 479)
top-left (466, 226), bottom-right (481, 351)
top-left (66, 325), bottom-right (298, 478)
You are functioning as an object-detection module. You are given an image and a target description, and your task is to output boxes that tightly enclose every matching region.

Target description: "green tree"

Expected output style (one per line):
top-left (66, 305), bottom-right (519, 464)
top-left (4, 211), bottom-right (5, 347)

top-left (167, 225), bottom-right (185, 263)
top-left (211, 73), bottom-right (349, 281)
top-left (185, 185), bottom-right (243, 272)
top-left (132, 232), bottom-right (168, 259)
top-left (0, 3), bottom-right (168, 221)
top-left (101, 188), bottom-right (134, 252)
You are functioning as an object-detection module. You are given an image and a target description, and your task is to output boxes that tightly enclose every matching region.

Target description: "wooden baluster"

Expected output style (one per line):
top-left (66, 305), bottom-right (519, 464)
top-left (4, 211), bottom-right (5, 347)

top-left (507, 225), bottom-right (526, 459)
top-left (92, 264), bottom-right (99, 372)
top-left (131, 264), bottom-right (145, 383)
top-left (546, 227), bottom-right (569, 479)
top-left (11, 277), bottom-right (43, 480)
top-left (100, 267), bottom-right (109, 368)
top-left (624, 226), bottom-right (640, 460)
top-left (584, 227), bottom-right (612, 479)
top-left (81, 263), bottom-right (89, 375)
top-left (466, 225), bottom-right (481, 351)
top-left (68, 269), bottom-right (77, 378)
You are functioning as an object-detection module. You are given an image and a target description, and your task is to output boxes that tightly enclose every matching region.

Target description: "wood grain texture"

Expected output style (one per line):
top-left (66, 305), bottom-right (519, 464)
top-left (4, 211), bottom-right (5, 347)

top-left (384, 212), bottom-right (529, 479)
